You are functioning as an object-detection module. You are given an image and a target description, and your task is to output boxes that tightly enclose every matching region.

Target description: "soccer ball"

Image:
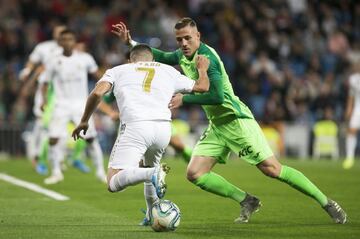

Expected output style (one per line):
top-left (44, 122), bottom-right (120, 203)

top-left (150, 200), bottom-right (181, 232)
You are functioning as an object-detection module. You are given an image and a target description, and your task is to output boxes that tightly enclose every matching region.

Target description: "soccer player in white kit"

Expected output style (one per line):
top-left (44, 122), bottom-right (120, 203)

top-left (72, 44), bottom-right (209, 208)
top-left (42, 29), bottom-right (106, 184)
top-left (344, 62), bottom-right (360, 169)
top-left (19, 25), bottom-right (66, 174)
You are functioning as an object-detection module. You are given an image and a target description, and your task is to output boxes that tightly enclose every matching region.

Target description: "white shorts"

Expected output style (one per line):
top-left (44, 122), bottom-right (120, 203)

top-left (350, 112), bottom-right (360, 129)
top-left (108, 121), bottom-right (171, 169)
top-left (48, 107), bottom-right (97, 139)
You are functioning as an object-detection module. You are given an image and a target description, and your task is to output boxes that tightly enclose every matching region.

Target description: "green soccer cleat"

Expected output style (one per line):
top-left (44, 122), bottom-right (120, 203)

top-left (234, 194), bottom-right (262, 223)
top-left (323, 199), bottom-right (347, 224)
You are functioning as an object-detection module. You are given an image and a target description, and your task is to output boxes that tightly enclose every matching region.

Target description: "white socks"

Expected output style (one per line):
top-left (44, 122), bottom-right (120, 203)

top-left (88, 139), bottom-right (105, 176)
top-left (49, 141), bottom-right (65, 176)
top-left (346, 134), bottom-right (357, 160)
top-left (144, 182), bottom-right (159, 216)
top-left (109, 167), bottom-right (155, 192)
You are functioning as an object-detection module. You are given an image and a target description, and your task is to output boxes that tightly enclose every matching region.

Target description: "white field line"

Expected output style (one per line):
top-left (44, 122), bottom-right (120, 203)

top-left (0, 173), bottom-right (70, 201)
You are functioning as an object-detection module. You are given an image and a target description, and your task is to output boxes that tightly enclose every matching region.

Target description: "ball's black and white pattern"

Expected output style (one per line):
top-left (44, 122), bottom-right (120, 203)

top-left (150, 200), bottom-right (181, 232)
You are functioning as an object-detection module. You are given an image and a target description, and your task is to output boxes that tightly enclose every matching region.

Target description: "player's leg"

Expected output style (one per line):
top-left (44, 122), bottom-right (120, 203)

top-left (44, 137), bottom-right (65, 184)
top-left (169, 135), bottom-right (192, 163)
top-left (344, 127), bottom-right (357, 169)
top-left (140, 123), bottom-right (171, 225)
top-left (107, 121), bottom-right (170, 196)
top-left (238, 118), bottom-right (347, 223)
top-left (187, 125), bottom-right (250, 210)
top-left (257, 156), bottom-right (347, 223)
top-left (44, 109), bottom-right (68, 184)
top-left (86, 137), bottom-right (106, 182)
top-left (70, 138), bottom-right (90, 173)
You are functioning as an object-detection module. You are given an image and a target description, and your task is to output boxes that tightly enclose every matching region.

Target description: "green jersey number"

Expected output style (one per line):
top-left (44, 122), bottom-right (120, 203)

top-left (136, 67), bottom-right (155, 92)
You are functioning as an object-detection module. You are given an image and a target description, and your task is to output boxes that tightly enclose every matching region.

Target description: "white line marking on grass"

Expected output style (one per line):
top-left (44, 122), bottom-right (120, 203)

top-left (0, 173), bottom-right (70, 201)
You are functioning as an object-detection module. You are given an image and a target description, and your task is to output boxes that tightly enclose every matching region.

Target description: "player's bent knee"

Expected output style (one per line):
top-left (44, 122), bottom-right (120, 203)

top-left (186, 168), bottom-right (202, 182)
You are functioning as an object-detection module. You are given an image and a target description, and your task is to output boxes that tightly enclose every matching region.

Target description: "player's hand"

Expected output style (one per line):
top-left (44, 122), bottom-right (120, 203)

top-left (169, 93), bottom-right (183, 109)
top-left (72, 122), bottom-right (89, 140)
top-left (111, 22), bottom-right (132, 46)
top-left (196, 55), bottom-right (210, 71)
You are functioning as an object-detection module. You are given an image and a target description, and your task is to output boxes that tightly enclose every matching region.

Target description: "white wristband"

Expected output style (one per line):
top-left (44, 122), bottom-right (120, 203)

top-left (129, 39), bottom-right (138, 47)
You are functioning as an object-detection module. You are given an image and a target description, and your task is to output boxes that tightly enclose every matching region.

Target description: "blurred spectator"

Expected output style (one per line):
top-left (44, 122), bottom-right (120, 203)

top-left (0, 0), bottom-right (358, 129)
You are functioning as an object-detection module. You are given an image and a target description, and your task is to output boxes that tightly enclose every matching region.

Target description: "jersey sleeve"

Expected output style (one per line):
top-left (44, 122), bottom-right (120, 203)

top-left (98, 69), bottom-right (115, 86)
top-left (170, 68), bottom-right (195, 93)
top-left (29, 45), bottom-right (42, 64)
top-left (182, 57), bottom-right (224, 105)
top-left (86, 54), bottom-right (99, 74)
top-left (151, 48), bottom-right (180, 66)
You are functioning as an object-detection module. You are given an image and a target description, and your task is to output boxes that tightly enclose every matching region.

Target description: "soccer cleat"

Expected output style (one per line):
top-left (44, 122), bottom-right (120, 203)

top-left (72, 159), bottom-right (90, 173)
top-left (139, 217), bottom-right (151, 226)
top-left (234, 194), bottom-right (262, 223)
top-left (36, 163), bottom-right (48, 175)
top-left (44, 173), bottom-right (64, 185)
top-left (323, 199), bottom-right (347, 224)
top-left (342, 158), bottom-right (354, 170)
top-left (151, 164), bottom-right (170, 199)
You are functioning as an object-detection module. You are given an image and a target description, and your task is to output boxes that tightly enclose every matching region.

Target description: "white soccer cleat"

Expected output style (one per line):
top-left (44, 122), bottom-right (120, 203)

top-left (44, 173), bottom-right (64, 185)
top-left (151, 164), bottom-right (170, 199)
top-left (323, 199), bottom-right (347, 224)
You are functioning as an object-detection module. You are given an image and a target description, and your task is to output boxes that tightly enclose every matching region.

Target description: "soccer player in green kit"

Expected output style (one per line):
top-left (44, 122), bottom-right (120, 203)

top-left (112, 18), bottom-right (347, 224)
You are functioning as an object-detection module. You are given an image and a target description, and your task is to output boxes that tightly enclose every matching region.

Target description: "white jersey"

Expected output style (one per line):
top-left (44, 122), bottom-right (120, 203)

top-left (349, 73), bottom-right (360, 113)
top-left (29, 40), bottom-right (63, 116)
top-left (99, 61), bottom-right (195, 123)
top-left (43, 51), bottom-right (98, 109)
top-left (29, 40), bottom-right (63, 65)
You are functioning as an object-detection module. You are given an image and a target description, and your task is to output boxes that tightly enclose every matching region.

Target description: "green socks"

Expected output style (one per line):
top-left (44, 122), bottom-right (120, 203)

top-left (71, 139), bottom-right (87, 160)
top-left (193, 172), bottom-right (246, 203)
top-left (278, 165), bottom-right (328, 206)
top-left (39, 138), bottom-right (49, 165)
top-left (181, 146), bottom-right (192, 163)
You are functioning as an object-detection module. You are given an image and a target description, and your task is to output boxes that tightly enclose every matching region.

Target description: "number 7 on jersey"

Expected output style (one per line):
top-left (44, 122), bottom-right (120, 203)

top-left (136, 67), bottom-right (155, 92)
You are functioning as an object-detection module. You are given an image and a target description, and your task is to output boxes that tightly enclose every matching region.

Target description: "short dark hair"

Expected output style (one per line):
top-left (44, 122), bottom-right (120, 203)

top-left (129, 44), bottom-right (153, 61)
top-left (174, 17), bottom-right (197, 30)
top-left (60, 29), bottom-right (76, 37)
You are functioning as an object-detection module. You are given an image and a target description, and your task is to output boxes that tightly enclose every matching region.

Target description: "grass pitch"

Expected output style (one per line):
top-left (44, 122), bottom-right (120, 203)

top-left (0, 157), bottom-right (359, 239)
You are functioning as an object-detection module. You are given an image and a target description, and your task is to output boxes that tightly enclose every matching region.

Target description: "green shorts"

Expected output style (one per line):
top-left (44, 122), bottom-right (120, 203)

top-left (192, 118), bottom-right (273, 165)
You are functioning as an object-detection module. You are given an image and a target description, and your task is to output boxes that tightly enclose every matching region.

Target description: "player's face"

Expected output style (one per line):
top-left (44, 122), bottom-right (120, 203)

top-left (60, 34), bottom-right (76, 52)
top-left (175, 26), bottom-right (200, 58)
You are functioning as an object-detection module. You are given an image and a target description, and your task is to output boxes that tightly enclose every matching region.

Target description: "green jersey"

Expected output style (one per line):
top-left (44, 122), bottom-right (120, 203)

top-left (152, 42), bottom-right (254, 125)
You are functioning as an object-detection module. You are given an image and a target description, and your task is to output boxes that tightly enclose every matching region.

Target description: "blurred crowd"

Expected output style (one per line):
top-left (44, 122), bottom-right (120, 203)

top-left (0, 0), bottom-right (359, 128)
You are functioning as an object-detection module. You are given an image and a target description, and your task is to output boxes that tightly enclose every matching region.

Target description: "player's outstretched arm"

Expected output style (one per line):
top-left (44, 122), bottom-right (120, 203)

top-left (111, 22), bottom-right (133, 46)
top-left (111, 22), bottom-right (179, 65)
top-left (72, 81), bottom-right (112, 140)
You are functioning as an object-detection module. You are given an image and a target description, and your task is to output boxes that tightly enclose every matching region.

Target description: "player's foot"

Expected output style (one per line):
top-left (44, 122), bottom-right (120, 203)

top-left (151, 164), bottom-right (170, 199)
top-left (36, 163), bottom-right (48, 175)
top-left (342, 158), bottom-right (354, 169)
top-left (44, 173), bottom-right (64, 185)
top-left (234, 194), bottom-right (262, 223)
top-left (72, 159), bottom-right (90, 173)
top-left (139, 209), bottom-right (151, 226)
top-left (323, 199), bottom-right (347, 224)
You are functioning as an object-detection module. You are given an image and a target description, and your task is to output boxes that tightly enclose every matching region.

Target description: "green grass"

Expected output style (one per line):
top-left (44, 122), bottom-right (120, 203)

top-left (0, 157), bottom-right (359, 239)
